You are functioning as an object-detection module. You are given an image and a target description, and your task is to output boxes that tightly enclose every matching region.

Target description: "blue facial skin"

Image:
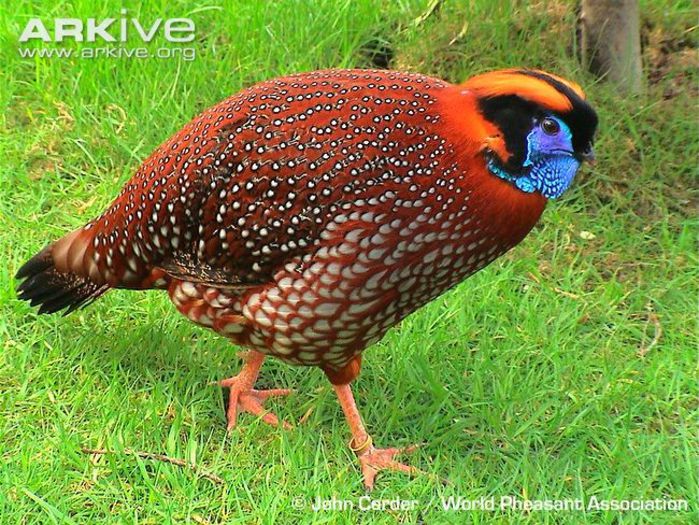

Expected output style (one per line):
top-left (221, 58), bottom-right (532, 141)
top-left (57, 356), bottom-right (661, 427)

top-left (487, 115), bottom-right (581, 199)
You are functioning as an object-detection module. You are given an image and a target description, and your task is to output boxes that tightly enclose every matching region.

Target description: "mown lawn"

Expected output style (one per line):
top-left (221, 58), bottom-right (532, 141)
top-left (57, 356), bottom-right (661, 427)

top-left (1, 1), bottom-right (696, 523)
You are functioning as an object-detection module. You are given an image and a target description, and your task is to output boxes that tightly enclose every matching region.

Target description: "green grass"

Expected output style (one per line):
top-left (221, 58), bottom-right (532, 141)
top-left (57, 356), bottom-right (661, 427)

top-left (1, 0), bottom-right (697, 523)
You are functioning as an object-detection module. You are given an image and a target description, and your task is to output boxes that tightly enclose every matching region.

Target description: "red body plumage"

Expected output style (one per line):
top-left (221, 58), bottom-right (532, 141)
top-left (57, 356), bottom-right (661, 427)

top-left (43, 69), bottom-right (545, 383)
top-left (17, 67), bottom-right (597, 488)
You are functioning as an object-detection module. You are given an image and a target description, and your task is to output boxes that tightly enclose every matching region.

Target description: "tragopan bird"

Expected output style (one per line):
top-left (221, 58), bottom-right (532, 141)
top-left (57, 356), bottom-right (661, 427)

top-left (16, 68), bottom-right (597, 489)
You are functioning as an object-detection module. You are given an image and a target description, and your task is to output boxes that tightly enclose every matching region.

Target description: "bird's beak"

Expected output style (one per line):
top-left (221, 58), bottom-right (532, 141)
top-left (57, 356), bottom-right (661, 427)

top-left (580, 147), bottom-right (596, 165)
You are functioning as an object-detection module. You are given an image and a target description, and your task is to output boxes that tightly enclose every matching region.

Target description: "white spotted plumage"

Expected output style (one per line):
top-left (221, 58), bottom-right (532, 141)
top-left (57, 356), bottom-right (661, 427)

top-left (23, 68), bottom-right (570, 375)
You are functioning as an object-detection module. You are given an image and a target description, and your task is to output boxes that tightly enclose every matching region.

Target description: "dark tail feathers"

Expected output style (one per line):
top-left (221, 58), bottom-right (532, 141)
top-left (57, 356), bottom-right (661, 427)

top-left (16, 242), bottom-right (109, 315)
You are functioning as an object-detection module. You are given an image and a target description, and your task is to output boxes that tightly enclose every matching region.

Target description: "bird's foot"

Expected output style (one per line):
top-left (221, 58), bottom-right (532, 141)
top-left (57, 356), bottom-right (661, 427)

top-left (218, 351), bottom-right (293, 430)
top-left (352, 436), bottom-right (422, 490)
top-left (221, 377), bottom-right (293, 430)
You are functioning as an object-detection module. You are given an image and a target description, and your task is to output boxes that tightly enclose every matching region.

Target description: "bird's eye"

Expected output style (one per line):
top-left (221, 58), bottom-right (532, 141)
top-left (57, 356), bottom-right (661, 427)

top-left (541, 117), bottom-right (560, 135)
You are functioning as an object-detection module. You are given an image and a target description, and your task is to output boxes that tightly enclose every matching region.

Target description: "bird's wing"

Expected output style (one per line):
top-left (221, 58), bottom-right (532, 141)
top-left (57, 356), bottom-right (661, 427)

top-left (82, 70), bottom-right (451, 289)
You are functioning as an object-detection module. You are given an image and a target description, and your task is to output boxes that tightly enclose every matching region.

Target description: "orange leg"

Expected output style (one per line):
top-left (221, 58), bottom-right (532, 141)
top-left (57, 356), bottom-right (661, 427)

top-left (333, 383), bottom-right (421, 490)
top-left (219, 350), bottom-right (293, 430)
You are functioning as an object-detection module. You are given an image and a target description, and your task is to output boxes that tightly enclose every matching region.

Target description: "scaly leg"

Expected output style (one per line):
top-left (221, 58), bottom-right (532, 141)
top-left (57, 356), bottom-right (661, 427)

top-left (218, 350), bottom-right (293, 430)
top-left (333, 383), bottom-right (421, 490)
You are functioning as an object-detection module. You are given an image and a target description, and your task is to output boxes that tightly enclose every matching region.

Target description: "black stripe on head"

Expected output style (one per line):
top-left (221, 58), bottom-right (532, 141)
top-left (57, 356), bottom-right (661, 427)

top-left (478, 95), bottom-right (540, 169)
top-left (515, 69), bottom-right (598, 154)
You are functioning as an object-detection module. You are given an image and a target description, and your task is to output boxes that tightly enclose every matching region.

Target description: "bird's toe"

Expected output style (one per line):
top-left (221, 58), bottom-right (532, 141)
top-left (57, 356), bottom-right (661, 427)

top-left (224, 386), bottom-right (293, 431)
top-left (356, 444), bottom-right (423, 490)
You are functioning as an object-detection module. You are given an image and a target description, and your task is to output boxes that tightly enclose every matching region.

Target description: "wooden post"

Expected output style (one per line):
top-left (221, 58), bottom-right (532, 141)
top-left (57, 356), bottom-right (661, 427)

top-left (580, 0), bottom-right (643, 93)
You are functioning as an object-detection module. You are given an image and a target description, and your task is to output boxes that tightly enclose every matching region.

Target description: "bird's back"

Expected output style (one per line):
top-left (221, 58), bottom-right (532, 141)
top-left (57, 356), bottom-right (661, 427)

top-left (17, 69), bottom-right (546, 375)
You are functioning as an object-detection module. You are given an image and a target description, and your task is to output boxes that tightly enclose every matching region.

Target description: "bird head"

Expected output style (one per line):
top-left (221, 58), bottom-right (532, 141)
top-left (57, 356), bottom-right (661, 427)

top-left (462, 69), bottom-right (598, 199)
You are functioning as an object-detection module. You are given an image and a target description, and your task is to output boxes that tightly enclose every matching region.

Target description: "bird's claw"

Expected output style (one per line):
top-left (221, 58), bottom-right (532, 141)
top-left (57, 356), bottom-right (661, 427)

top-left (355, 443), bottom-right (424, 490)
top-left (222, 382), bottom-right (293, 430)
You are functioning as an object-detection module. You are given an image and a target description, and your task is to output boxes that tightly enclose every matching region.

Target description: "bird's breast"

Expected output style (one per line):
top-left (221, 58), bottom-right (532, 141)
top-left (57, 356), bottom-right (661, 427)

top-left (168, 189), bottom-right (536, 370)
top-left (164, 70), bottom-right (547, 370)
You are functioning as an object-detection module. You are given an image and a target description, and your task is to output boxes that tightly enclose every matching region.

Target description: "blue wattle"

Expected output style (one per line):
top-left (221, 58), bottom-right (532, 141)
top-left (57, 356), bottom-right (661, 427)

top-left (486, 117), bottom-right (581, 199)
top-left (520, 154), bottom-right (580, 199)
top-left (487, 154), bottom-right (580, 199)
